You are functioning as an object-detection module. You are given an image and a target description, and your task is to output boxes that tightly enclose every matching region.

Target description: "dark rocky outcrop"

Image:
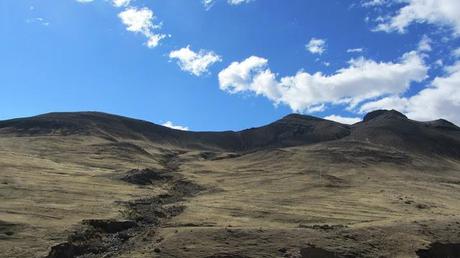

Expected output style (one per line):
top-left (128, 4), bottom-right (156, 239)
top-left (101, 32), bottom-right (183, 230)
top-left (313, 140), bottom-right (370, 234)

top-left (416, 242), bottom-right (460, 258)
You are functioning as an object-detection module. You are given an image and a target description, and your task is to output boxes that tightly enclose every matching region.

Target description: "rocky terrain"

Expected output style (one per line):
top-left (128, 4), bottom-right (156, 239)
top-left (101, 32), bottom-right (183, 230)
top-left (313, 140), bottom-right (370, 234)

top-left (1, 110), bottom-right (460, 258)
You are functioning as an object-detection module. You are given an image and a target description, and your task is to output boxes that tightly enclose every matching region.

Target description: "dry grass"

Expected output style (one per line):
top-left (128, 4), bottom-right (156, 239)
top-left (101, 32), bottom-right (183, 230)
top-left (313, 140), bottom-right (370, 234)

top-left (0, 136), bottom-right (163, 258)
top-left (1, 135), bottom-right (460, 257)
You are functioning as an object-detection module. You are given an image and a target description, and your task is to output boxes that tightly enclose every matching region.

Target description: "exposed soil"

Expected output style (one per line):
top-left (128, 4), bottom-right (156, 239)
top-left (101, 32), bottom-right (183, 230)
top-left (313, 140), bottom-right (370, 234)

top-left (199, 152), bottom-right (242, 161)
top-left (46, 181), bottom-right (203, 257)
top-left (0, 221), bottom-right (20, 240)
top-left (416, 242), bottom-right (460, 258)
top-left (46, 153), bottom-right (204, 258)
top-left (300, 247), bottom-right (347, 258)
top-left (203, 254), bottom-right (250, 258)
top-left (120, 168), bottom-right (173, 186)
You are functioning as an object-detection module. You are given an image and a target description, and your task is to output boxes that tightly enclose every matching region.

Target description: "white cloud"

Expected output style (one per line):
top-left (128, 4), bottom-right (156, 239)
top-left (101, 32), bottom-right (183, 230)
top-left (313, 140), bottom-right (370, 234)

top-left (324, 115), bottom-right (361, 124)
top-left (228, 0), bottom-right (252, 5)
top-left (360, 62), bottom-right (460, 125)
top-left (169, 46), bottom-right (222, 76)
top-left (306, 38), bottom-right (326, 55)
top-left (203, 0), bottom-right (252, 9)
top-left (162, 121), bottom-right (189, 131)
top-left (347, 48), bottom-right (364, 53)
top-left (218, 51), bottom-right (427, 113)
top-left (374, 0), bottom-right (460, 36)
top-left (118, 7), bottom-right (154, 33)
top-left (26, 17), bottom-right (50, 26)
top-left (146, 34), bottom-right (166, 48)
top-left (452, 47), bottom-right (460, 58)
top-left (202, 0), bottom-right (215, 10)
top-left (434, 59), bottom-right (444, 67)
top-left (118, 7), bottom-right (166, 48)
top-left (219, 56), bottom-right (271, 93)
top-left (361, 0), bottom-right (388, 7)
top-left (417, 35), bottom-right (432, 52)
top-left (113, 0), bottom-right (131, 8)
top-left (359, 96), bottom-right (410, 114)
top-left (77, 0), bottom-right (130, 5)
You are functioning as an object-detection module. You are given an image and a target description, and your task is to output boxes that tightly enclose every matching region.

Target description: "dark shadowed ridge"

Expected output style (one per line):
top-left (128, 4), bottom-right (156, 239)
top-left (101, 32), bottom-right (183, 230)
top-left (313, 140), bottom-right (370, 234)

top-left (0, 110), bottom-right (459, 157)
top-left (348, 109), bottom-right (460, 158)
top-left (0, 112), bottom-right (349, 152)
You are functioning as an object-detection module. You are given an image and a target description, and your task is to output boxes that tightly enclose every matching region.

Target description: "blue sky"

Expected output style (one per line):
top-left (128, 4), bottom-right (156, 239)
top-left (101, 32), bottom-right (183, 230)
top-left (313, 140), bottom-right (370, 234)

top-left (1, 0), bottom-right (460, 130)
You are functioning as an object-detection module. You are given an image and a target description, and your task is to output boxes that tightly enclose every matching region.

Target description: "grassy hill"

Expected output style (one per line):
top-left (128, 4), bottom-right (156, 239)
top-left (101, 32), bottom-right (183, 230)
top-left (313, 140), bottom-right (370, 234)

top-left (1, 110), bottom-right (460, 258)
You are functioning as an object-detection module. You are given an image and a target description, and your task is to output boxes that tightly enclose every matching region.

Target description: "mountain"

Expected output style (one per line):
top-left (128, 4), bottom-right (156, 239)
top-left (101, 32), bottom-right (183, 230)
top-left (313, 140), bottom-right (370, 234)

top-left (347, 110), bottom-right (460, 158)
top-left (0, 111), bottom-right (350, 151)
top-left (1, 109), bottom-right (459, 156)
top-left (1, 110), bottom-right (460, 258)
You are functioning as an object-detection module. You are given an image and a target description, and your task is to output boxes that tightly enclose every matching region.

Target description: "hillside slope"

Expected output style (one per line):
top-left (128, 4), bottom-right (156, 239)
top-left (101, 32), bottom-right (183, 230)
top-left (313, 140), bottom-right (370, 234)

top-left (0, 110), bottom-right (460, 258)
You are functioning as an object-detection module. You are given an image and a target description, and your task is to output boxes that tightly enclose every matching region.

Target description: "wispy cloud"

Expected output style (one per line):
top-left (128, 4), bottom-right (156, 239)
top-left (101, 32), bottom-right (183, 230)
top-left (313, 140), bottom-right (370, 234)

top-left (452, 47), bottom-right (460, 58)
top-left (26, 17), bottom-right (50, 26)
top-left (162, 121), bottom-right (189, 131)
top-left (228, 0), bottom-right (253, 5)
top-left (361, 0), bottom-right (388, 8)
top-left (347, 48), bottom-right (364, 53)
top-left (417, 35), bottom-right (432, 52)
top-left (203, 0), bottom-right (253, 10)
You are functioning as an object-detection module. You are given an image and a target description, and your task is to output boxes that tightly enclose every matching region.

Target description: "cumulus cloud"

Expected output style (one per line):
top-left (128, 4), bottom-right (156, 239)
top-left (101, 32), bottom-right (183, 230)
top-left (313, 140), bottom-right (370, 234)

top-left (169, 46), bottom-right (222, 76)
top-left (162, 121), bottom-right (189, 131)
top-left (360, 62), bottom-right (460, 125)
top-left (219, 56), bottom-right (270, 93)
top-left (113, 0), bottom-right (131, 8)
top-left (306, 38), bottom-right (326, 55)
top-left (374, 0), bottom-right (460, 36)
top-left (218, 51), bottom-right (427, 113)
top-left (118, 7), bottom-right (166, 48)
top-left (324, 115), bottom-right (362, 124)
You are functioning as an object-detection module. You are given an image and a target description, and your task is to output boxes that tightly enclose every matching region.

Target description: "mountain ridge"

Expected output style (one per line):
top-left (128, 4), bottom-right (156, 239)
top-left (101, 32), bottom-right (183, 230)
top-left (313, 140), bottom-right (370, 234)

top-left (0, 110), bottom-right (459, 157)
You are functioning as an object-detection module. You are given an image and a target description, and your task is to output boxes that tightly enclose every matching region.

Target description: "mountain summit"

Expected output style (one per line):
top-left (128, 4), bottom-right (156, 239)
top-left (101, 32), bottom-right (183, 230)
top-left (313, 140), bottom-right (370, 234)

top-left (363, 109), bottom-right (408, 122)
